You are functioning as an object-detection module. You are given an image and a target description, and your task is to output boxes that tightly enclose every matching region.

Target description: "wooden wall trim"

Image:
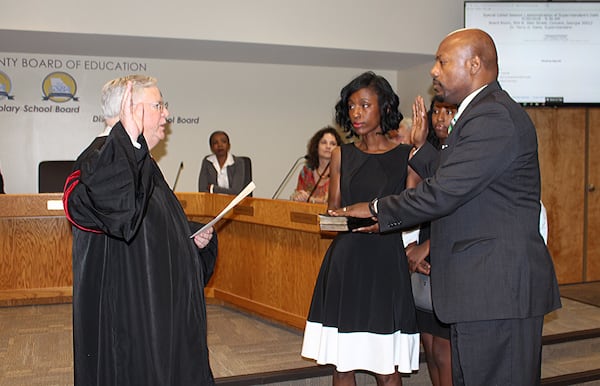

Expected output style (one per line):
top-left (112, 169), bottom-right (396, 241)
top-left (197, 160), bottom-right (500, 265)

top-left (213, 289), bottom-right (306, 330)
top-left (0, 286), bottom-right (72, 306)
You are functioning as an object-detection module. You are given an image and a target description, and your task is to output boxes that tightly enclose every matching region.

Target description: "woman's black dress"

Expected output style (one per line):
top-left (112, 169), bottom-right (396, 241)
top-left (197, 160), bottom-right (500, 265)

top-left (301, 143), bottom-right (420, 375)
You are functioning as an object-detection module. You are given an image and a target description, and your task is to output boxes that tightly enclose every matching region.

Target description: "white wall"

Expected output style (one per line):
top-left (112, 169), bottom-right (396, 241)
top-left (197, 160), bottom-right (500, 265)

top-left (0, 0), bottom-right (466, 196)
top-left (0, 52), bottom-right (397, 197)
top-left (397, 61), bottom-right (437, 115)
top-left (3, 0), bottom-right (463, 55)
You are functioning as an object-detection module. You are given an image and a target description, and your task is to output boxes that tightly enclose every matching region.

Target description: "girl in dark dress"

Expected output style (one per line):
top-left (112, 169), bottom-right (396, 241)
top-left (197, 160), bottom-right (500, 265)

top-left (301, 72), bottom-right (420, 386)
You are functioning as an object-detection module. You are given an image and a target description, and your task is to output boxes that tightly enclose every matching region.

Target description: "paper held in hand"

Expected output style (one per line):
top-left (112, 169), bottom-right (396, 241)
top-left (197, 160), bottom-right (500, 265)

top-left (190, 181), bottom-right (256, 238)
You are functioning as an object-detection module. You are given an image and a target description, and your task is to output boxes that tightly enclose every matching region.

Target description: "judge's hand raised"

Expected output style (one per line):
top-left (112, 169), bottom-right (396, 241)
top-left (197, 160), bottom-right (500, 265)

top-left (119, 81), bottom-right (144, 142)
top-left (328, 203), bottom-right (380, 233)
top-left (411, 95), bottom-right (428, 149)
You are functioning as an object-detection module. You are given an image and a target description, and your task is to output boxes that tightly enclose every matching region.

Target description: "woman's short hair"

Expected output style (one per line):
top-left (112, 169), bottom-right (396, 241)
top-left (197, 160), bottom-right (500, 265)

top-left (306, 126), bottom-right (343, 170)
top-left (208, 130), bottom-right (230, 147)
top-left (334, 71), bottom-right (402, 136)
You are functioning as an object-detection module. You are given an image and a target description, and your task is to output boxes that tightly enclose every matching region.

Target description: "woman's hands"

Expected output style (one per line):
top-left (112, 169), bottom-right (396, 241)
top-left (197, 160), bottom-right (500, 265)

top-left (406, 239), bottom-right (431, 274)
top-left (291, 190), bottom-right (310, 202)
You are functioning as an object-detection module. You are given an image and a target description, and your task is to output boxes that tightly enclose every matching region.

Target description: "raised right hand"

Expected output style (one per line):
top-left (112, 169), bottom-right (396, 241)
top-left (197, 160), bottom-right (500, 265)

top-left (119, 81), bottom-right (143, 141)
top-left (411, 95), bottom-right (428, 149)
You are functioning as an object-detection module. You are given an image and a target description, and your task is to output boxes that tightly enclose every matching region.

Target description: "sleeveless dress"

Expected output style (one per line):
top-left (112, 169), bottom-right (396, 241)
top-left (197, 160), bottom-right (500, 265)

top-left (301, 143), bottom-right (420, 375)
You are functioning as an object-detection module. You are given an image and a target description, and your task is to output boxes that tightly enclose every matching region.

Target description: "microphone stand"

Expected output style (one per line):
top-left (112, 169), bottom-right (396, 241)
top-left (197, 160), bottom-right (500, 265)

top-left (172, 161), bottom-right (184, 191)
top-left (306, 161), bottom-right (330, 203)
top-left (272, 156), bottom-right (306, 199)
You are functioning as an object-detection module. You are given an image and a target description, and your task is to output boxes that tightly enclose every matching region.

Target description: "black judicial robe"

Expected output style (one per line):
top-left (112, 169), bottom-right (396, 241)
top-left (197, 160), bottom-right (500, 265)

top-left (63, 123), bottom-right (217, 386)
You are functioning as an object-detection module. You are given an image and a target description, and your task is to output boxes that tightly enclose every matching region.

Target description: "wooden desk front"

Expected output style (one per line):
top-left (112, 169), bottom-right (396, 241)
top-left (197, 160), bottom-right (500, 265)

top-left (0, 193), bottom-right (331, 329)
top-left (180, 193), bottom-right (331, 329)
top-left (0, 194), bottom-right (72, 305)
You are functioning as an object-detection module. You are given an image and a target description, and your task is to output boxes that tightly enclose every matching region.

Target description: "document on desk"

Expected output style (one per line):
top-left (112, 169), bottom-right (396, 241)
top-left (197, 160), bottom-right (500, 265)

top-left (190, 181), bottom-right (256, 238)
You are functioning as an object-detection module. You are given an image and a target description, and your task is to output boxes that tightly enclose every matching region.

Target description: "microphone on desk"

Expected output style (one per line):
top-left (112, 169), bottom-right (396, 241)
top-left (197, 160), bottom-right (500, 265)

top-left (272, 155), bottom-right (307, 199)
top-left (172, 161), bottom-right (184, 191)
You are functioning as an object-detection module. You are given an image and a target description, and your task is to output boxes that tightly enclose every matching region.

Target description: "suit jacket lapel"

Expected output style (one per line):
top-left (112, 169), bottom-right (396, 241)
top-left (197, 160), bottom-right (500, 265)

top-left (444, 81), bottom-right (502, 152)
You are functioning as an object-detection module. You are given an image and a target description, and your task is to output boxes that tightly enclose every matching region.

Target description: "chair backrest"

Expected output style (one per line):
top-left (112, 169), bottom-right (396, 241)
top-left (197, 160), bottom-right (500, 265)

top-left (38, 160), bottom-right (75, 193)
top-left (238, 156), bottom-right (253, 196)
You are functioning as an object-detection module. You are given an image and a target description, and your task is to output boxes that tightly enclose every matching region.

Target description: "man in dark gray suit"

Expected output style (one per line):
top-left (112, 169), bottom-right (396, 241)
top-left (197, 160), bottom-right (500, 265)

top-left (334, 28), bottom-right (561, 385)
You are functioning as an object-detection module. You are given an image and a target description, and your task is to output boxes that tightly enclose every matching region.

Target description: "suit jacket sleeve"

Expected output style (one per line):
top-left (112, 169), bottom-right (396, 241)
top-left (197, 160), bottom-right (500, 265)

top-left (378, 99), bottom-right (519, 232)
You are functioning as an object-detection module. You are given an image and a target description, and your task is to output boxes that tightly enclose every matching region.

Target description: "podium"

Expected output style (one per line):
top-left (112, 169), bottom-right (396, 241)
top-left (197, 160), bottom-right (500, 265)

top-left (179, 192), bottom-right (332, 329)
top-left (0, 193), bottom-right (332, 329)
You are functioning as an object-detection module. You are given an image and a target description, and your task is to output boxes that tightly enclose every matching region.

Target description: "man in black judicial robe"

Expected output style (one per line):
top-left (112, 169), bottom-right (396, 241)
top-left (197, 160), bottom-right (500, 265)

top-left (63, 76), bottom-right (217, 385)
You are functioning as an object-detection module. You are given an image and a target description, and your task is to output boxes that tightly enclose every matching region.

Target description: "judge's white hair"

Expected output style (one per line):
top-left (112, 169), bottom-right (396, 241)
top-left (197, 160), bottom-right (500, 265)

top-left (100, 75), bottom-right (158, 121)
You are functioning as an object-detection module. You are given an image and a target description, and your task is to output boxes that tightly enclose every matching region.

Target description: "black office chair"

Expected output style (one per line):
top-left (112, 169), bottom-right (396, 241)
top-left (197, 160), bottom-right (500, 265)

top-left (238, 156), bottom-right (253, 197)
top-left (38, 160), bottom-right (75, 193)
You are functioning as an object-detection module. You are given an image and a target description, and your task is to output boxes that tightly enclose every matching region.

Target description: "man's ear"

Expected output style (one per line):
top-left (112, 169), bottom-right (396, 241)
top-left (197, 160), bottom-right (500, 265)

top-left (469, 56), bottom-right (481, 75)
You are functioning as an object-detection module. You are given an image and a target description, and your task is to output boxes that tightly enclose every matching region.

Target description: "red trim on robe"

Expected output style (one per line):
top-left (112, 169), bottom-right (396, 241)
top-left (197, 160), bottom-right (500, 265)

top-left (63, 170), bottom-right (103, 234)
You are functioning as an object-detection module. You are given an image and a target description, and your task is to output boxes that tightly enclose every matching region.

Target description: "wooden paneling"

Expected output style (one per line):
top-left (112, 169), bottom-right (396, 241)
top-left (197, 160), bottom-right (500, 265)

top-left (0, 194), bottom-right (72, 305)
top-left (527, 107), bottom-right (587, 284)
top-left (0, 192), bottom-right (331, 328)
top-left (206, 220), bottom-right (331, 328)
top-left (587, 109), bottom-right (600, 280)
top-left (182, 193), bottom-right (331, 329)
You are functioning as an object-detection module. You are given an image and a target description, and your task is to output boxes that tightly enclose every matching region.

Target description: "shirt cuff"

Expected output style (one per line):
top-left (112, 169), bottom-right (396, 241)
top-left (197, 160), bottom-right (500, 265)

top-left (369, 198), bottom-right (379, 216)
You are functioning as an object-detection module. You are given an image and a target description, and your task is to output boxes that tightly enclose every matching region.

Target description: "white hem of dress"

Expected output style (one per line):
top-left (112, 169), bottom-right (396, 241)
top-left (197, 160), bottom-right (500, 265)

top-left (301, 321), bottom-right (420, 374)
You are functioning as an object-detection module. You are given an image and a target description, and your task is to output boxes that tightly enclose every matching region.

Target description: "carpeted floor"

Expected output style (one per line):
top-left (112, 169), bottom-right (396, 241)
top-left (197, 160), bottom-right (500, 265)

top-left (559, 281), bottom-right (600, 307)
top-left (0, 302), bottom-right (313, 386)
top-left (3, 284), bottom-right (600, 385)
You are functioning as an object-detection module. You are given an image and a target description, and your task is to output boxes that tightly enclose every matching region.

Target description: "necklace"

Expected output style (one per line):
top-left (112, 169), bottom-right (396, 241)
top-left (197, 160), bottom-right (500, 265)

top-left (317, 168), bottom-right (329, 179)
top-left (316, 163), bottom-right (330, 180)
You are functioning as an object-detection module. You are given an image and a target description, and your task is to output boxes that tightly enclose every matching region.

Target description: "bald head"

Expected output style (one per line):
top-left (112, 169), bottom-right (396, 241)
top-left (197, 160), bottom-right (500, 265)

top-left (447, 28), bottom-right (498, 78)
top-left (430, 28), bottom-right (499, 105)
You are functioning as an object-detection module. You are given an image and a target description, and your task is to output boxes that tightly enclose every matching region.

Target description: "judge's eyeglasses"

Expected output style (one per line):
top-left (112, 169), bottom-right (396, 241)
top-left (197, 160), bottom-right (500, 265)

top-left (136, 101), bottom-right (168, 112)
top-left (147, 101), bottom-right (168, 112)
